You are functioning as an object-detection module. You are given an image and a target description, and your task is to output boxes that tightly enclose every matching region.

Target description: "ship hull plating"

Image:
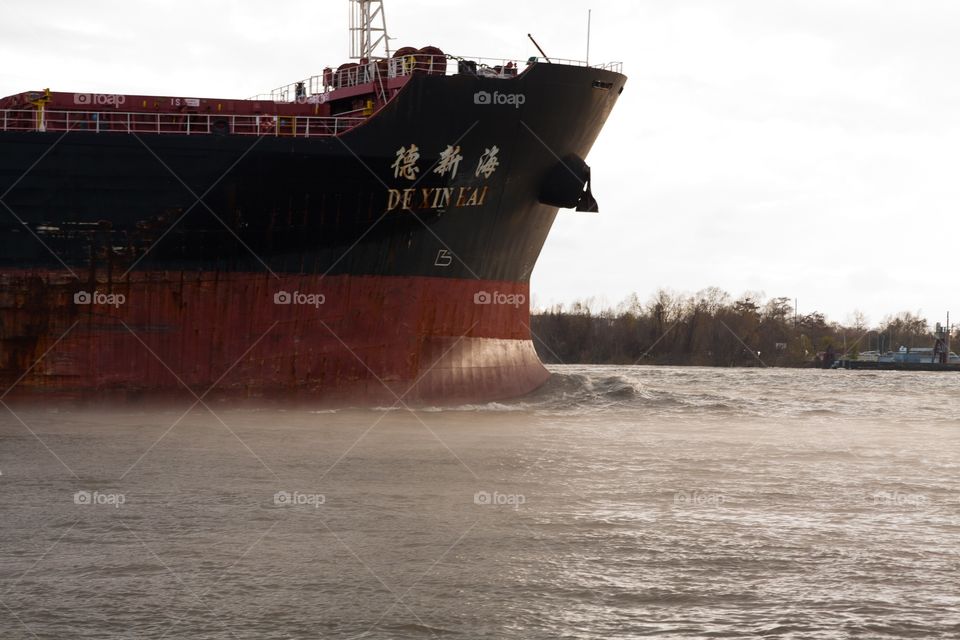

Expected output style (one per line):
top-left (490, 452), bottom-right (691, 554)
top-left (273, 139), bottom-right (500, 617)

top-left (0, 63), bottom-right (625, 403)
top-left (0, 270), bottom-right (545, 403)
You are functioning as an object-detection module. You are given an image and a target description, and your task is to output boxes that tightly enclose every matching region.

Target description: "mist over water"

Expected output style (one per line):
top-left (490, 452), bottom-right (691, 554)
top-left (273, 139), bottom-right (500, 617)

top-left (2, 366), bottom-right (959, 638)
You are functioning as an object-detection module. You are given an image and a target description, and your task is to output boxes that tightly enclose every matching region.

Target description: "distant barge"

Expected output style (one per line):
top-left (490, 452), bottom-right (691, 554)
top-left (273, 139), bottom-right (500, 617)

top-left (834, 341), bottom-right (960, 372)
top-left (836, 360), bottom-right (960, 372)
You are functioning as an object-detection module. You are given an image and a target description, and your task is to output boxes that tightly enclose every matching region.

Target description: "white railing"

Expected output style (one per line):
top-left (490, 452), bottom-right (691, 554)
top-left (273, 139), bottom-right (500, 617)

top-left (254, 55), bottom-right (625, 104)
top-left (0, 109), bottom-right (367, 138)
top-left (596, 61), bottom-right (624, 73)
top-left (255, 55), bottom-right (448, 104)
top-left (459, 55), bottom-right (623, 73)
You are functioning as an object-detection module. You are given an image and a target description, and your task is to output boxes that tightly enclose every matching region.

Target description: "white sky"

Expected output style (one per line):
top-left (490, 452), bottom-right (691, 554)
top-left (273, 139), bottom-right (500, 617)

top-left (2, 0), bottom-right (958, 327)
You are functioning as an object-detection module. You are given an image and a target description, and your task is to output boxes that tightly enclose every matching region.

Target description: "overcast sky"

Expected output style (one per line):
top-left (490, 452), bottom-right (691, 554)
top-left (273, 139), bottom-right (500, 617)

top-left (2, 0), bottom-right (958, 327)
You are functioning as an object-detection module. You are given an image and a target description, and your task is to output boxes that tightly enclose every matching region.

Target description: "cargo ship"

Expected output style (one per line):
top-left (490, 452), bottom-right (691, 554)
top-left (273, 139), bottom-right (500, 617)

top-left (0, 0), bottom-right (625, 404)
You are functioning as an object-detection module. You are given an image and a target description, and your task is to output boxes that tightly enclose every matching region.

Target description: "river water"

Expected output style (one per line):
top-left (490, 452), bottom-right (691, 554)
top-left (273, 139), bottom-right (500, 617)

top-left (1, 366), bottom-right (959, 638)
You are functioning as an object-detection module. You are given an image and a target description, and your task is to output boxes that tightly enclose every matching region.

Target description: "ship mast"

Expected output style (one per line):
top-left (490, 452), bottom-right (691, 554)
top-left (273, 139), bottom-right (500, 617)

top-left (349, 0), bottom-right (391, 60)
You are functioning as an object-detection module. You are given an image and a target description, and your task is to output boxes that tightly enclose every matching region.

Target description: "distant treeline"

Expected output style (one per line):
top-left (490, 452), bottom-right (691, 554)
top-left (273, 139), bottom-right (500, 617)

top-left (530, 288), bottom-right (954, 367)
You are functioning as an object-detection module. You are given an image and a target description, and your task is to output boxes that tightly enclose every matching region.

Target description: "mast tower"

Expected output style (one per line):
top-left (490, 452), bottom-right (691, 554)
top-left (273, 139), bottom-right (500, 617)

top-left (349, 0), bottom-right (391, 60)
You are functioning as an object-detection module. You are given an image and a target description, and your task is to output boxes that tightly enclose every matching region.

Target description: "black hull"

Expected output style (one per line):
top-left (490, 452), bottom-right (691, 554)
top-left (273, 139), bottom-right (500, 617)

top-left (1, 64), bottom-right (625, 282)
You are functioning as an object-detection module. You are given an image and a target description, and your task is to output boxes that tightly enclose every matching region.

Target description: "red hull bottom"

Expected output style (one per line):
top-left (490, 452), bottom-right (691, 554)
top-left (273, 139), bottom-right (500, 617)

top-left (0, 271), bottom-right (549, 405)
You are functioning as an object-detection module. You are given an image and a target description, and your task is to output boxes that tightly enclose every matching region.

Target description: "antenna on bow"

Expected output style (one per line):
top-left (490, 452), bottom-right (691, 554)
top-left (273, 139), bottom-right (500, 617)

top-left (586, 10), bottom-right (592, 65)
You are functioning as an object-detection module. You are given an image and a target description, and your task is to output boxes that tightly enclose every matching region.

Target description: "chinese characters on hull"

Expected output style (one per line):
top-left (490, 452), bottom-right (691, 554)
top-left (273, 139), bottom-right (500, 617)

top-left (391, 144), bottom-right (421, 180)
top-left (434, 145), bottom-right (464, 179)
top-left (475, 146), bottom-right (500, 179)
top-left (386, 142), bottom-right (500, 213)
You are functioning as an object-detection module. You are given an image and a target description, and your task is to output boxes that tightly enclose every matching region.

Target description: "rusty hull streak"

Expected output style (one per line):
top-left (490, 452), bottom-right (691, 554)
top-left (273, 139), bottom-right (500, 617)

top-left (0, 269), bottom-right (547, 405)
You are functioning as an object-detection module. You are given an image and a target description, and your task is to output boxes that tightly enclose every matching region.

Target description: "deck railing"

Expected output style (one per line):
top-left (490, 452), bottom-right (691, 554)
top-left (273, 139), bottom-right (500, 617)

top-left (0, 109), bottom-right (367, 138)
top-left (251, 55), bottom-right (449, 104)
top-left (252, 55), bottom-right (625, 104)
top-left (462, 55), bottom-right (623, 72)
